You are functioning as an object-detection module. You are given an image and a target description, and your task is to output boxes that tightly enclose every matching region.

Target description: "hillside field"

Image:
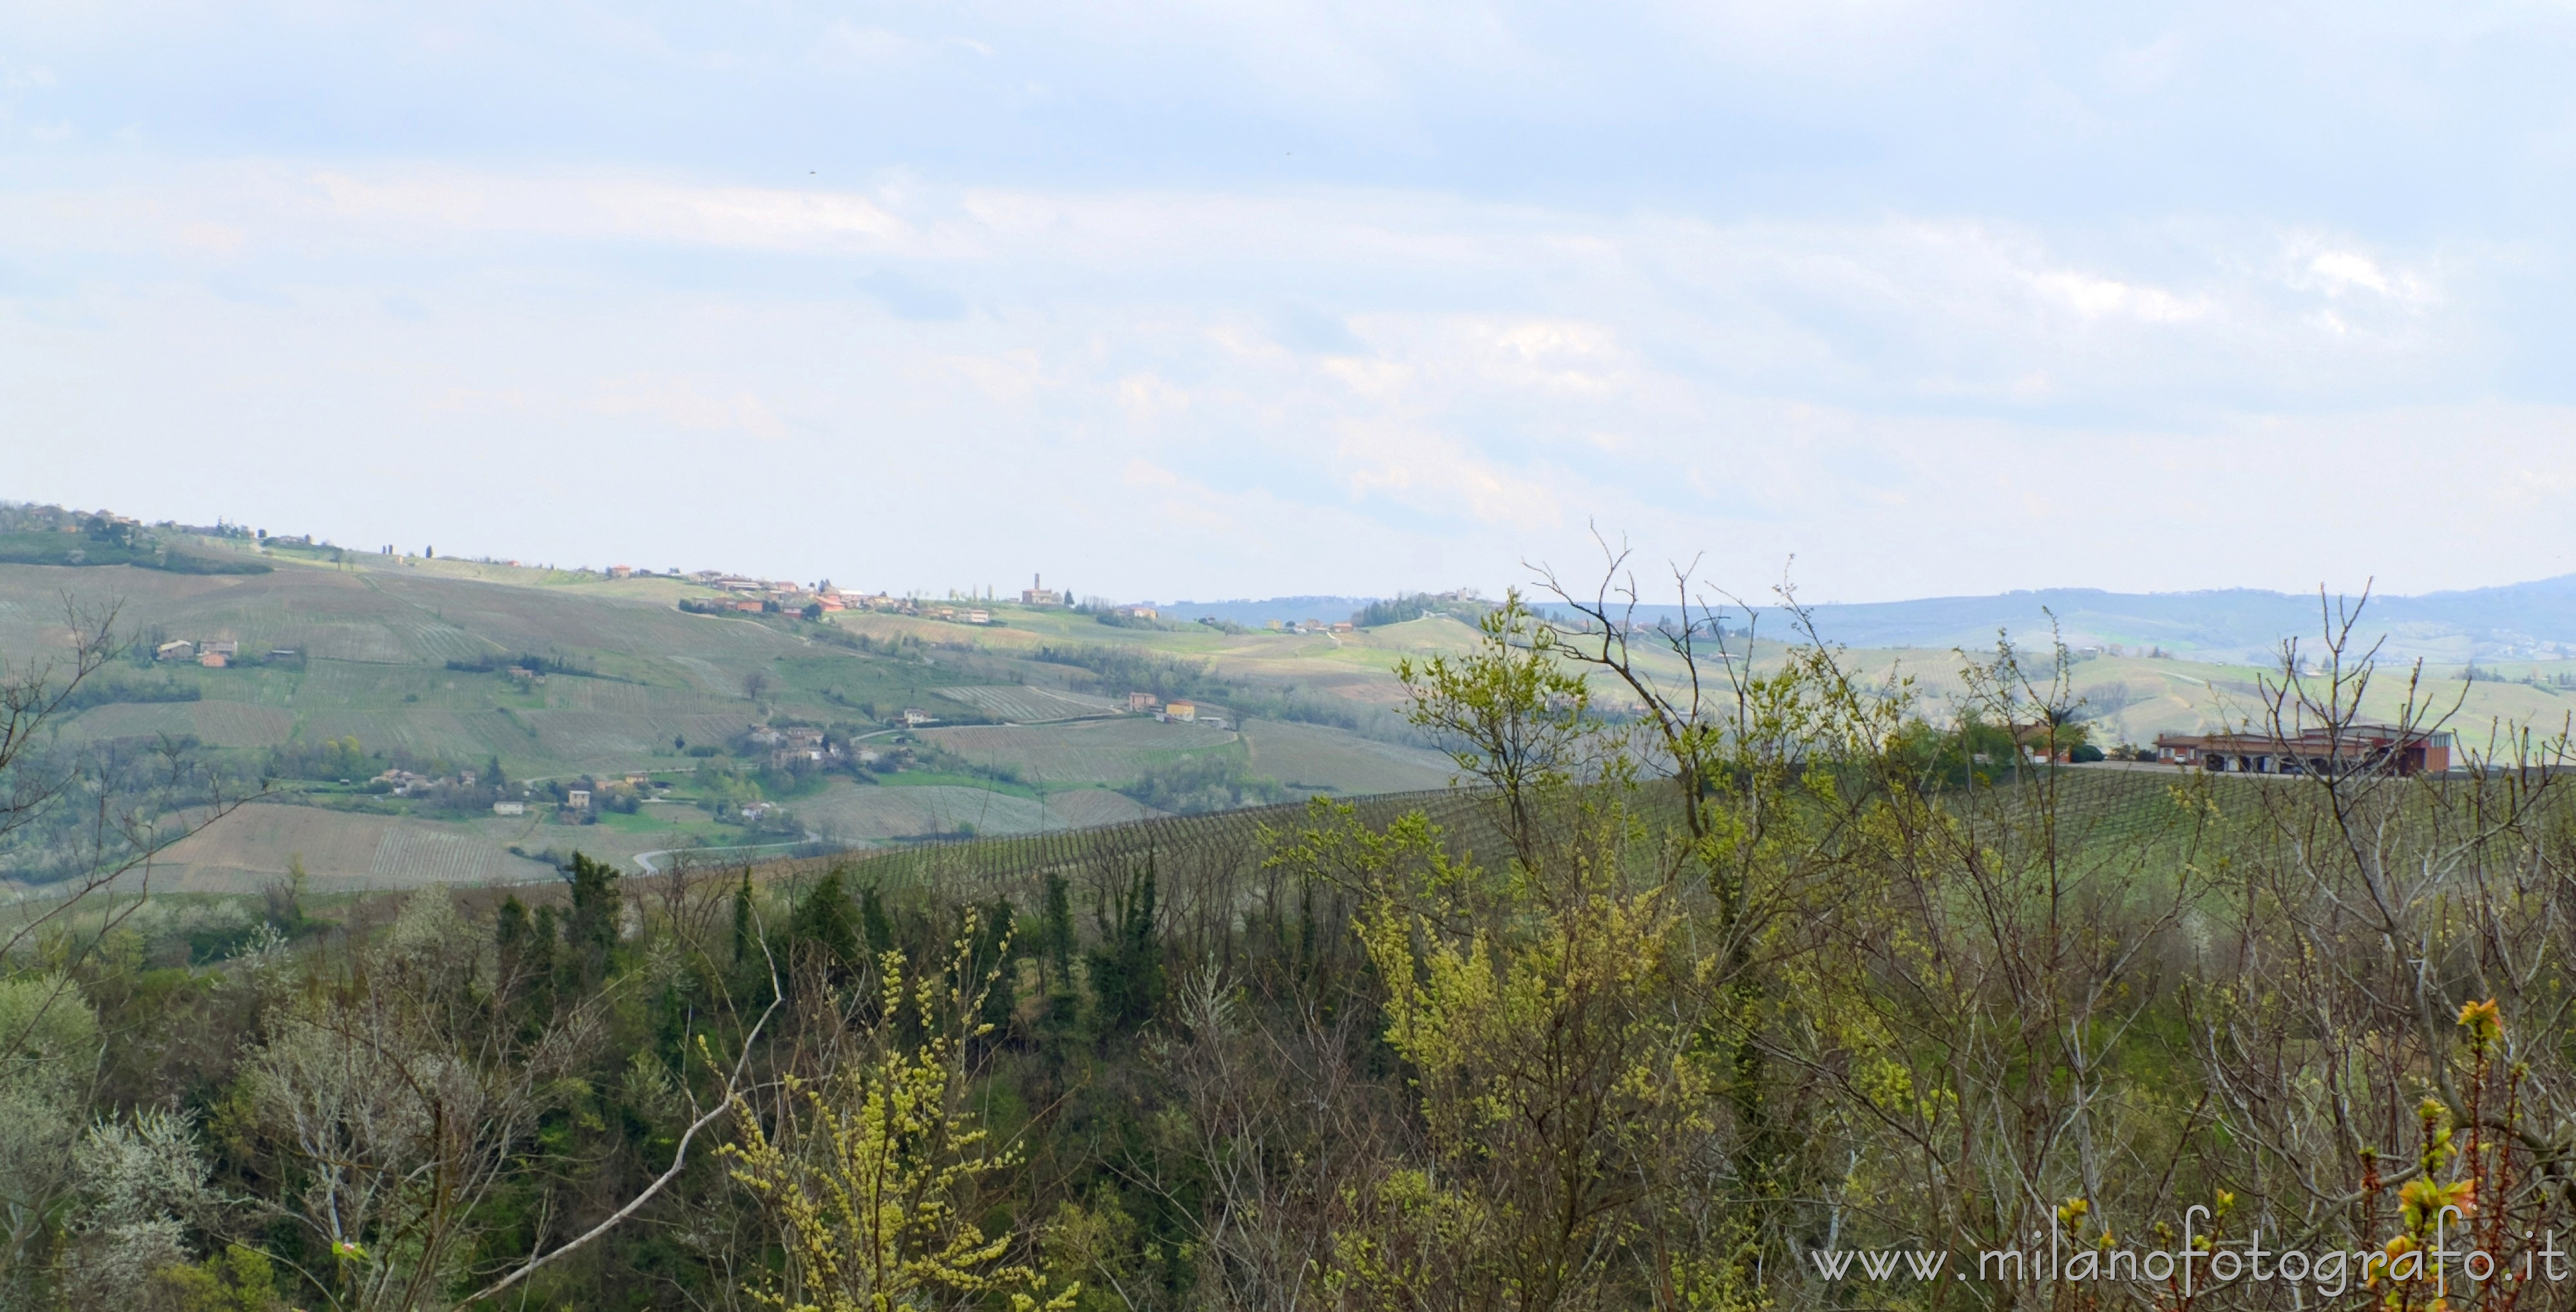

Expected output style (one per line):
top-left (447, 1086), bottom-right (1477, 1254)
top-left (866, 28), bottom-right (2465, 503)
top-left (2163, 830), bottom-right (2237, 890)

top-left (0, 550), bottom-right (1460, 889)
top-left (10, 542), bottom-right (2571, 893)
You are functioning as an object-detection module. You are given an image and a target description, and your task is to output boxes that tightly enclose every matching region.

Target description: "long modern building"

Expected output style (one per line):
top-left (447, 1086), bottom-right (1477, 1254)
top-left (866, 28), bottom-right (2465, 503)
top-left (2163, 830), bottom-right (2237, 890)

top-left (2154, 725), bottom-right (2453, 775)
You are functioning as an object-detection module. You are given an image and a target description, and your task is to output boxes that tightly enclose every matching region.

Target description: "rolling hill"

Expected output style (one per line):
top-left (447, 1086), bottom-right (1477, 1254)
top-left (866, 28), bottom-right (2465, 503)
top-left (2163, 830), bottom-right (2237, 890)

top-left (13, 517), bottom-right (2576, 895)
top-left (0, 541), bottom-right (1459, 892)
top-left (1569, 575), bottom-right (2576, 664)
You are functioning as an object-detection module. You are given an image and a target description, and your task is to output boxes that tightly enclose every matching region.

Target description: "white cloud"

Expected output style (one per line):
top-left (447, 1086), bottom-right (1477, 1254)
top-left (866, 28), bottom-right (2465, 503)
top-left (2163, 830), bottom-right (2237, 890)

top-left (1332, 419), bottom-right (1566, 529)
top-left (2309, 250), bottom-right (2392, 295)
top-left (313, 171), bottom-right (918, 252)
top-left (0, 158), bottom-right (2543, 600)
top-left (1116, 372), bottom-right (1191, 420)
top-left (2031, 270), bottom-right (2208, 323)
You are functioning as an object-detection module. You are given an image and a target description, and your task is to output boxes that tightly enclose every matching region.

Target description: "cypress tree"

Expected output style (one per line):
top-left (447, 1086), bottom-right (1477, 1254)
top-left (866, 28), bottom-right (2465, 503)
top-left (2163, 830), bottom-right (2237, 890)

top-left (1039, 875), bottom-right (1074, 972)
top-left (1037, 873), bottom-right (1079, 1039)
top-left (732, 871), bottom-right (757, 967)
top-left (496, 893), bottom-right (530, 957)
top-left (790, 868), bottom-right (862, 976)
top-left (524, 902), bottom-right (561, 1019)
top-left (858, 880), bottom-right (895, 959)
top-left (562, 851), bottom-right (621, 987)
top-left (1090, 859), bottom-right (1164, 1036)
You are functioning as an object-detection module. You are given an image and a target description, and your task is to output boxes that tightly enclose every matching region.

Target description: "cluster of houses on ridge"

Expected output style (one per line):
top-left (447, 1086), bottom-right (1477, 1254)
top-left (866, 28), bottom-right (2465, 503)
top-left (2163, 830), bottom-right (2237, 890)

top-left (1121, 691), bottom-right (1229, 730)
top-left (153, 638), bottom-right (298, 668)
top-left (673, 573), bottom-right (907, 616)
top-left (372, 766), bottom-right (477, 797)
top-left (669, 571), bottom-right (1098, 623)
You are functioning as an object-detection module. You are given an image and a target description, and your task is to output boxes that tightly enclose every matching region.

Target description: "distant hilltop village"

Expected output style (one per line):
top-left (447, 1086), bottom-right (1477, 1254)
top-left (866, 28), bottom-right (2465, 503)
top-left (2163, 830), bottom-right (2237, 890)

top-left (674, 573), bottom-right (1086, 625)
top-left (0, 501), bottom-right (1501, 636)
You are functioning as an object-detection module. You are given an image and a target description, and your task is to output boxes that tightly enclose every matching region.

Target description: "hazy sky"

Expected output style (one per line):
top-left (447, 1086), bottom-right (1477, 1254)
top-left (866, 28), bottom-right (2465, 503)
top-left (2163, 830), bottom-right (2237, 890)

top-left (5, 3), bottom-right (2573, 602)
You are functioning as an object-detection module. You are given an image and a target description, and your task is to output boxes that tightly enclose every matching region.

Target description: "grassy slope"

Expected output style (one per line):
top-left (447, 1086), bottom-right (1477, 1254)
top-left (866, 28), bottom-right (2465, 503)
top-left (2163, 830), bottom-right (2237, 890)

top-left (15, 540), bottom-right (2562, 891)
top-left (0, 550), bottom-right (1456, 888)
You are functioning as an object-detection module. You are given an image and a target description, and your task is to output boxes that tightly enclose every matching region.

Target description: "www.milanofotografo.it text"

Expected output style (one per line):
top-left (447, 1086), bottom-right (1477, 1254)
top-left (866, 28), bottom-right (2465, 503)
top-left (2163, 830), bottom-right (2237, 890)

top-left (1807, 1210), bottom-right (2572, 1299)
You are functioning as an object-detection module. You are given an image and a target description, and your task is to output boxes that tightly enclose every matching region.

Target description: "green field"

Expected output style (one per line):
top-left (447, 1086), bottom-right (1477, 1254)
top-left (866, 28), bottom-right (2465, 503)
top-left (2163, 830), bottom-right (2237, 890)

top-left (0, 549), bottom-right (1470, 888)
top-left (12, 538), bottom-right (2564, 893)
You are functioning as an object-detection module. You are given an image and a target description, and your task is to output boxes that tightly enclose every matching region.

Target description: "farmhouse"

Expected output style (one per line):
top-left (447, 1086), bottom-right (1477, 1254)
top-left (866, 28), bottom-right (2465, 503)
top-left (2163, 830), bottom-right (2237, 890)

top-left (197, 652), bottom-right (227, 668)
top-left (770, 727), bottom-right (828, 767)
top-left (565, 789), bottom-right (591, 810)
top-left (375, 768), bottom-right (437, 795)
top-left (1128, 691), bottom-right (1161, 712)
top-left (1164, 700), bottom-right (1197, 722)
top-left (2155, 725), bottom-right (2454, 775)
top-left (155, 640), bottom-right (196, 662)
top-left (2007, 723), bottom-right (2076, 765)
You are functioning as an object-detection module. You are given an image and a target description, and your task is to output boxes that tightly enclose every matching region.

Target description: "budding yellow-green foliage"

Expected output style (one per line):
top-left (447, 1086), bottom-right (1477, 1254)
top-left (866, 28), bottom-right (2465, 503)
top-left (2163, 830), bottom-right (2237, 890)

top-left (721, 929), bottom-right (1079, 1312)
top-left (153, 1243), bottom-right (283, 1311)
top-left (1284, 792), bottom-right (1757, 1311)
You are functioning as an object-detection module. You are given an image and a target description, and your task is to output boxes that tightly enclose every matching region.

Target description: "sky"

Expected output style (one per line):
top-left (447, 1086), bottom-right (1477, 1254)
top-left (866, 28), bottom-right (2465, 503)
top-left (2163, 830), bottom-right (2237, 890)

top-left (4, 2), bottom-right (2574, 604)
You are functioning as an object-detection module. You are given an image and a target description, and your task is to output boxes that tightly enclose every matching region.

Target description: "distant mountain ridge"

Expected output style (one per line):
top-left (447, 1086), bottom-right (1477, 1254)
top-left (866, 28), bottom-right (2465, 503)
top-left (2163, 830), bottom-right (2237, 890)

top-left (1175, 577), bottom-right (2576, 665)
top-left (1743, 576), bottom-right (2576, 664)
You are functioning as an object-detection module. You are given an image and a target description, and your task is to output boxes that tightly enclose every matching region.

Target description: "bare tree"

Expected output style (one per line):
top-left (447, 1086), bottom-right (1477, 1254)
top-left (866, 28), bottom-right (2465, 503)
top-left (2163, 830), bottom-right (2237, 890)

top-left (243, 889), bottom-right (601, 1311)
top-left (0, 597), bottom-right (254, 1297)
top-left (3, 598), bottom-right (260, 958)
top-left (2184, 591), bottom-right (2576, 1288)
top-left (457, 861), bottom-right (786, 1306)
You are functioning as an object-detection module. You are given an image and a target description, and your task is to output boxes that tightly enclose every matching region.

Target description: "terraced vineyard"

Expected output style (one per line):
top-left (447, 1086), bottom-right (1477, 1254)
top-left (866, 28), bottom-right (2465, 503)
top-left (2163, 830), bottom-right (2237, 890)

top-left (519, 708), bottom-right (753, 765)
top-left (933, 684), bottom-right (1122, 722)
top-left (1242, 717), bottom-right (1454, 793)
top-left (0, 553), bottom-right (1665, 887)
top-left (60, 701), bottom-right (298, 747)
top-left (735, 766), bottom-right (2261, 929)
top-left (743, 788), bottom-right (1507, 912)
top-left (798, 783), bottom-right (1057, 841)
top-left (151, 801), bottom-right (558, 893)
top-left (917, 717), bottom-right (1236, 784)
top-left (1941, 763), bottom-right (2260, 859)
top-left (1039, 788), bottom-right (1163, 828)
